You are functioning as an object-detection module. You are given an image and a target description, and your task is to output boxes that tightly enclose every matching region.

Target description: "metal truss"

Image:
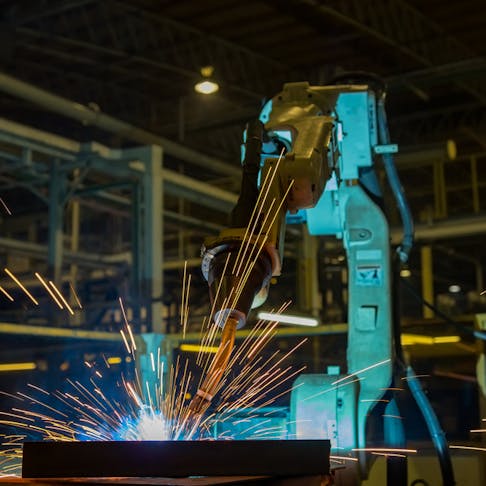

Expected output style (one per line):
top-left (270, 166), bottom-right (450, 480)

top-left (10, 0), bottom-right (287, 101)
top-left (273, 0), bottom-right (486, 103)
top-left (390, 103), bottom-right (486, 145)
top-left (7, 0), bottom-right (486, 105)
top-left (12, 56), bottom-right (178, 131)
top-left (4, 0), bottom-right (486, 158)
top-left (5, 0), bottom-right (294, 154)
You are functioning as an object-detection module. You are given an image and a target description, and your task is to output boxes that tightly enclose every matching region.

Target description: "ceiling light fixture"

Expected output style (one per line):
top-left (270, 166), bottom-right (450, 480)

top-left (194, 66), bottom-right (219, 95)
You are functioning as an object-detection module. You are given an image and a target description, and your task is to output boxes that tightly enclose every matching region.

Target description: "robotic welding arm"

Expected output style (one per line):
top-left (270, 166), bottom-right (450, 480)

top-left (201, 82), bottom-right (352, 329)
top-left (185, 83), bottom-right (350, 423)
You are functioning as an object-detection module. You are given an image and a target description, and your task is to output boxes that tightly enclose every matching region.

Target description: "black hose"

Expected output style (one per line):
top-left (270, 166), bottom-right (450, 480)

top-left (406, 366), bottom-right (456, 486)
top-left (376, 96), bottom-right (414, 263)
top-left (230, 119), bottom-right (263, 228)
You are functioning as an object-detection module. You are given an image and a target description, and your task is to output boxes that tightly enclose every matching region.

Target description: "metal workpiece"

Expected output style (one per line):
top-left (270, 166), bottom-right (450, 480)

top-left (22, 440), bottom-right (331, 478)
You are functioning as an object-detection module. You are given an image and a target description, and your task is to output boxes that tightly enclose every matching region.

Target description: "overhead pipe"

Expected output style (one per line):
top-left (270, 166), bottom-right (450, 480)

top-left (0, 236), bottom-right (202, 273)
top-left (391, 215), bottom-right (486, 242)
top-left (393, 140), bottom-right (457, 168)
top-left (0, 70), bottom-right (241, 179)
top-left (78, 198), bottom-right (225, 233)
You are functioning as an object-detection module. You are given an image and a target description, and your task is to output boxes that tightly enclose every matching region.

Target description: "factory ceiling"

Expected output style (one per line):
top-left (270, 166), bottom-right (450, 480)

top-left (0, 0), bottom-right (484, 154)
top-left (1, 0), bottom-right (486, 323)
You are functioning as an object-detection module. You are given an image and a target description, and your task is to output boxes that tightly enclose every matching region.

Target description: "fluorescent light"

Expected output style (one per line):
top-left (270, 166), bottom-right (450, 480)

top-left (257, 312), bottom-right (319, 327)
top-left (0, 362), bottom-right (37, 372)
top-left (180, 344), bottom-right (219, 353)
top-left (432, 335), bottom-right (461, 344)
top-left (401, 334), bottom-right (434, 346)
top-left (400, 269), bottom-right (412, 278)
top-left (401, 333), bottom-right (461, 346)
top-left (448, 284), bottom-right (461, 293)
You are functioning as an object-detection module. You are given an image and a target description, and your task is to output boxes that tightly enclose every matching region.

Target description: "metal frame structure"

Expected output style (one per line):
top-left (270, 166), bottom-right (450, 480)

top-left (0, 116), bottom-right (197, 333)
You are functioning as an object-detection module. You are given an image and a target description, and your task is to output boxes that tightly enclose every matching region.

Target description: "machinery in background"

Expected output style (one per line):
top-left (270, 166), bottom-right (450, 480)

top-left (189, 77), bottom-right (454, 485)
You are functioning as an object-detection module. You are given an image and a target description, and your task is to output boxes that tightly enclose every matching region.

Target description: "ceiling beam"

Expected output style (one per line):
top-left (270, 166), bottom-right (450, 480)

top-left (270, 0), bottom-right (486, 103)
top-left (391, 103), bottom-right (486, 145)
top-left (5, 0), bottom-right (97, 25)
top-left (12, 0), bottom-right (288, 101)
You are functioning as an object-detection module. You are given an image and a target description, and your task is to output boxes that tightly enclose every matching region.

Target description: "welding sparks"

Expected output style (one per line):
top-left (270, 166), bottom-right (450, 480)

top-left (119, 298), bottom-right (136, 351)
top-left (4, 268), bottom-right (38, 305)
top-left (372, 452), bottom-right (407, 458)
top-left (120, 329), bottom-right (132, 354)
top-left (180, 262), bottom-right (191, 339)
top-left (450, 445), bottom-right (486, 452)
top-left (69, 283), bottom-right (83, 309)
top-left (34, 273), bottom-right (63, 309)
top-left (331, 359), bottom-right (391, 386)
top-left (0, 290), bottom-right (308, 473)
top-left (1, 157), bottom-right (323, 468)
top-left (0, 197), bottom-right (11, 215)
top-left (0, 286), bottom-right (13, 302)
top-left (47, 281), bottom-right (74, 315)
top-left (352, 447), bottom-right (417, 454)
top-left (330, 455), bottom-right (359, 464)
top-left (116, 408), bottom-right (170, 441)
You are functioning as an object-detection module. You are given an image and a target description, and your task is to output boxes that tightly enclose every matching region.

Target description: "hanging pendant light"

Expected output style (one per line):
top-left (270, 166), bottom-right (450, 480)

top-left (194, 66), bottom-right (219, 95)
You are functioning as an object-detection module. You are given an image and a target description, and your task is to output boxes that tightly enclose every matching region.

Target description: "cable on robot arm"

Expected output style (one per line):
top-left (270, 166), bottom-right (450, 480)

top-left (377, 94), bottom-right (414, 263)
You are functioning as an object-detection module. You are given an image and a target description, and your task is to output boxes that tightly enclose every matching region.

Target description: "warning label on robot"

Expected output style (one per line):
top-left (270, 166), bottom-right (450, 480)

top-left (356, 265), bottom-right (382, 286)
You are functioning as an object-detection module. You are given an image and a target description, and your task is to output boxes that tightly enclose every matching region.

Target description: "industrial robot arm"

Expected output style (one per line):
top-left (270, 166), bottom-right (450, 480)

top-left (185, 82), bottom-right (353, 423)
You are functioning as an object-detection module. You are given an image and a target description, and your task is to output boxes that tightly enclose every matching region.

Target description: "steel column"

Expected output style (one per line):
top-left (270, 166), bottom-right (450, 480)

top-left (297, 226), bottom-right (321, 318)
top-left (471, 156), bottom-right (480, 213)
top-left (433, 160), bottom-right (447, 219)
top-left (140, 146), bottom-right (164, 333)
top-left (47, 159), bottom-right (65, 285)
top-left (69, 194), bottom-right (81, 325)
top-left (131, 182), bottom-right (142, 328)
top-left (421, 245), bottom-right (434, 318)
